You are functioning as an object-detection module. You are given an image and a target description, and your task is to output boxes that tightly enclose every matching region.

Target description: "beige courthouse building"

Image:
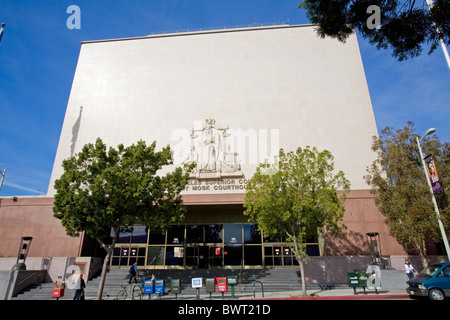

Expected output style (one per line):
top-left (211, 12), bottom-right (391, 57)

top-left (1, 24), bottom-right (427, 273)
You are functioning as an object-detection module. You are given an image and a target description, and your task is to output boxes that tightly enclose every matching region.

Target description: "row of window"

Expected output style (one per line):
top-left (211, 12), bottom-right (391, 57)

top-left (111, 244), bottom-right (321, 268)
top-left (110, 223), bottom-right (320, 268)
top-left (114, 224), bottom-right (262, 245)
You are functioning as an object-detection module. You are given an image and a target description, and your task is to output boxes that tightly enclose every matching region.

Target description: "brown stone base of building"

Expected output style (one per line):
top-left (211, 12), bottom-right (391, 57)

top-left (0, 190), bottom-right (440, 265)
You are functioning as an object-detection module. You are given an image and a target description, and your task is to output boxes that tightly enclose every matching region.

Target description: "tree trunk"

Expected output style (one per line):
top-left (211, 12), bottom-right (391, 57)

top-left (290, 234), bottom-right (307, 296)
top-left (95, 226), bottom-right (119, 300)
top-left (418, 239), bottom-right (429, 270)
top-left (96, 248), bottom-right (112, 300)
top-left (299, 258), bottom-right (307, 296)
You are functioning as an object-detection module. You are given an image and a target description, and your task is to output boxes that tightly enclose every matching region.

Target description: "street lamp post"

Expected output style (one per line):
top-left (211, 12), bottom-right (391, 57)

top-left (0, 168), bottom-right (6, 192)
top-left (416, 128), bottom-right (450, 261)
top-left (0, 23), bottom-right (5, 45)
top-left (425, 0), bottom-right (450, 71)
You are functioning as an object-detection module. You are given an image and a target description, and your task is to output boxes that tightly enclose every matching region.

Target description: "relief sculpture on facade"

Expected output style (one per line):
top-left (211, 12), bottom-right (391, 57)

top-left (183, 118), bottom-right (243, 179)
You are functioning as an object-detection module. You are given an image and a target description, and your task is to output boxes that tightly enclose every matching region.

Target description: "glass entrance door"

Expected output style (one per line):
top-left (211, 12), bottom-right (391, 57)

top-left (185, 245), bottom-right (223, 269)
top-left (197, 245), bottom-right (209, 269)
top-left (186, 245), bottom-right (209, 269)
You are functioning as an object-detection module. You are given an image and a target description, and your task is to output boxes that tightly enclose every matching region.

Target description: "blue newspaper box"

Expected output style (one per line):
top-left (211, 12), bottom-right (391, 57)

top-left (143, 278), bottom-right (154, 294)
top-left (155, 279), bottom-right (165, 294)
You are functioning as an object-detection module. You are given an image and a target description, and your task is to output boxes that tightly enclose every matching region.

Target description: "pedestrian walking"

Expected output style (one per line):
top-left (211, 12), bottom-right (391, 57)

top-left (128, 261), bottom-right (138, 284)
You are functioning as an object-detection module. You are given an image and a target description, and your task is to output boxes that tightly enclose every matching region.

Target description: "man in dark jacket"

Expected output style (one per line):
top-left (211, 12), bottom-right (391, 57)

top-left (128, 261), bottom-right (138, 284)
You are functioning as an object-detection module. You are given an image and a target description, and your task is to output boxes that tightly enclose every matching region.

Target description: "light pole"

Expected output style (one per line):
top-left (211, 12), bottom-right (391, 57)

top-left (0, 23), bottom-right (5, 45)
top-left (425, 0), bottom-right (450, 71)
top-left (0, 168), bottom-right (6, 192)
top-left (416, 128), bottom-right (450, 261)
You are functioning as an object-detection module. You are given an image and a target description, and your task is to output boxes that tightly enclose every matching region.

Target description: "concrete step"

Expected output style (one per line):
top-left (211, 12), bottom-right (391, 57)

top-left (12, 268), bottom-right (338, 300)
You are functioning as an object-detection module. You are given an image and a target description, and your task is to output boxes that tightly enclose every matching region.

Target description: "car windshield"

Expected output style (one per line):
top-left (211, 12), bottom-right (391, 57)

top-left (420, 265), bottom-right (441, 277)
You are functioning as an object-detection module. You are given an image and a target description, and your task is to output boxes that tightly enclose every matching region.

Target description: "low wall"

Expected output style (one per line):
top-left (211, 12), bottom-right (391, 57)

top-left (0, 270), bottom-right (46, 300)
top-left (0, 257), bottom-right (102, 283)
top-left (303, 255), bottom-right (448, 289)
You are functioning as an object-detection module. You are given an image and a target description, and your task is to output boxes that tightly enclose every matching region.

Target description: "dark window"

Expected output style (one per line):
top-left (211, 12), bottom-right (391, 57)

top-left (116, 230), bottom-right (131, 244)
top-left (186, 225), bottom-right (204, 243)
top-left (224, 246), bottom-right (242, 265)
top-left (244, 224), bottom-right (261, 244)
top-left (131, 226), bottom-right (148, 243)
top-left (165, 246), bottom-right (184, 266)
top-left (167, 225), bottom-right (185, 244)
top-left (244, 246), bottom-right (262, 265)
top-left (148, 230), bottom-right (166, 244)
top-left (205, 224), bottom-right (223, 243)
top-left (306, 244), bottom-right (320, 256)
top-left (224, 224), bottom-right (242, 244)
top-left (147, 246), bottom-right (165, 265)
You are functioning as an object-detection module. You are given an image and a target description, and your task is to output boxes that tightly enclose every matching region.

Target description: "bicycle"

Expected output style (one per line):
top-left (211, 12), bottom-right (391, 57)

top-left (116, 283), bottom-right (144, 300)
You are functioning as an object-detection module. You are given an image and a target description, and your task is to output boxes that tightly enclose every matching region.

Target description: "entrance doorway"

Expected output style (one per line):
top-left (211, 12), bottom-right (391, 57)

top-left (186, 245), bottom-right (223, 269)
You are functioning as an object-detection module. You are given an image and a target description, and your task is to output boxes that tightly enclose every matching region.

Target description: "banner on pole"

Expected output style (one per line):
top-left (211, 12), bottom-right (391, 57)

top-left (424, 154), bottom-right (443, 194)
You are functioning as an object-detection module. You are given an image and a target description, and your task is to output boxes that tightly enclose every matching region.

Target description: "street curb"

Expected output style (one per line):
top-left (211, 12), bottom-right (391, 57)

top-left (248, 294), bottom-right (412, 300)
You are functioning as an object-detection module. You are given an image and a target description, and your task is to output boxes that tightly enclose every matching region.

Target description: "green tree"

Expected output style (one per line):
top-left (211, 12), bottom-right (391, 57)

top-left (298, 0), bottom-right (450, 61)
top-left (244, 147), bottom-right (350, 295)
top-left (53, 138), bottom-right (192, 300)
top-left (364, 122), bottom-right (449, 268)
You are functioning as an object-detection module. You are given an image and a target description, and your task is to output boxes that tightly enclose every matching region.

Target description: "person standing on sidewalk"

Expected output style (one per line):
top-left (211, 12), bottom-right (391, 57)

top-left (404, 260), bottom-right (415, 279)
top-left (73, 273), bottom-right (86, 300)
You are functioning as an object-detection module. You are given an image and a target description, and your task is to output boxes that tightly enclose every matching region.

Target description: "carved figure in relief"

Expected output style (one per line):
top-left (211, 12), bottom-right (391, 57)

top-left (183, 118), bottom-right (242, 178)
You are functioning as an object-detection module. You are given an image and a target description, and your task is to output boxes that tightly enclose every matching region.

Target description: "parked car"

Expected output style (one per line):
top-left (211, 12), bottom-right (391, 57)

top-left (406, 262), bottom-right (450, 300)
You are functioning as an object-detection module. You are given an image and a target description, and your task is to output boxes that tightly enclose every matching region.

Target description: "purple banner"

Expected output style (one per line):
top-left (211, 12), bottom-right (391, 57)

top-left (424, 155), bottom-right (443, 194)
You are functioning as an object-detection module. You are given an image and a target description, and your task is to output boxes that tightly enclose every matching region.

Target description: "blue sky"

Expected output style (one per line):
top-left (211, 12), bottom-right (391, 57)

top-left (0, 0), bottom-right (449, 196)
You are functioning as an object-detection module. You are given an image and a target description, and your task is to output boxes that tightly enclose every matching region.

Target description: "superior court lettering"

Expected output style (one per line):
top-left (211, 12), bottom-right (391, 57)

top-left (183, 178), bottom-right (248, 192)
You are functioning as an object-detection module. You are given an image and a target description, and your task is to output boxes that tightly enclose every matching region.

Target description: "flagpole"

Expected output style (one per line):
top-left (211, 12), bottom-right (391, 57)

top-left (426, 0), bottom-right (450, 71)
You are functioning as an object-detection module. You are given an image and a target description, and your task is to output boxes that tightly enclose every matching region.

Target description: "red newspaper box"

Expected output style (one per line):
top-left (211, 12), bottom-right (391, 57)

top-left (216, 277), bottom-right (227, 292)
top-left (52, 282), bottom-right (65, 298)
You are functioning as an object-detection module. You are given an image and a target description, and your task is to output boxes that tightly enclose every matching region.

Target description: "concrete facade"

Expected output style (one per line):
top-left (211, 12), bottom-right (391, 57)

top-left (48, 24), bottom-right (378, 196)
top-left (0, 24), bottom-right (419, 273)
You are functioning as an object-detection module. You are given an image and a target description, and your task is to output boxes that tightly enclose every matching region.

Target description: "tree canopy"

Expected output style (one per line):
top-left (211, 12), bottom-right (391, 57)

top-left (53, 138), bottom-right (192, 299)
top-left (244, 146), bottom-right (350, 295)
top-left (299, 0), bottom-right (450, 61)
top-left (365, 122), bottom-right (449, 267)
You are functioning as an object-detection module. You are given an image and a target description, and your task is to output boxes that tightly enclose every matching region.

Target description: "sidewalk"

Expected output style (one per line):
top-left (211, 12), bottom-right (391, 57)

top-left (126, 287), bottom-right (411, 301)
top-left (251, 288), bottom-right (411, 300)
